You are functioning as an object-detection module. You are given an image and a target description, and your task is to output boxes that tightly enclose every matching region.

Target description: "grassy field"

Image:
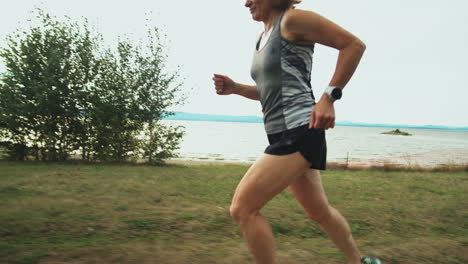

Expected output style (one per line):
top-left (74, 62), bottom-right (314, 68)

top-left (0, 161), bottom-right (467, 264)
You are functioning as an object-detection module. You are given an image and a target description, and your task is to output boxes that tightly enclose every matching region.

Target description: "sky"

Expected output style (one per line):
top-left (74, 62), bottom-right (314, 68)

top-left (1, 0), bottom-right (467, 127)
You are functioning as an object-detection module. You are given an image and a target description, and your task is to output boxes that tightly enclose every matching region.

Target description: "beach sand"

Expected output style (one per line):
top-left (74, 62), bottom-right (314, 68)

top-left (343, 148), bottom-right (468, 169)
top-left (167, 148), bottom-right (468, 170)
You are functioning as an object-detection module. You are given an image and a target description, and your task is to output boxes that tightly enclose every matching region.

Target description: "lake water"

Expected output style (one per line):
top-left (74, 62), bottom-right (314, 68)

top-left (163, 120), bottom-right (468, 166)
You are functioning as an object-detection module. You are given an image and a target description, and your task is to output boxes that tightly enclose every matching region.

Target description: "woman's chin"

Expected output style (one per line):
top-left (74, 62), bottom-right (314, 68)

top-left (251, 14), bottom-right (261, 22)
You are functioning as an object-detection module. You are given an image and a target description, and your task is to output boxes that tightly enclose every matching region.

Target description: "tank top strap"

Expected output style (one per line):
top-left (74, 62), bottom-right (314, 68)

top-left (273, 11), bottom-right (286, 34)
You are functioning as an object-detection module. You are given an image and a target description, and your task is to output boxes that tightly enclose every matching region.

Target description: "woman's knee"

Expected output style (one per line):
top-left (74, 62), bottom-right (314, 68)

top-left (230, 203), bottom-right (258, 227)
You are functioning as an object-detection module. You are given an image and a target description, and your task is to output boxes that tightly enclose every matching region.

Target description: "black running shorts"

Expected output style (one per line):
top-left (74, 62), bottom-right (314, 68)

top-left (264, 124), bottom-right (327, 170)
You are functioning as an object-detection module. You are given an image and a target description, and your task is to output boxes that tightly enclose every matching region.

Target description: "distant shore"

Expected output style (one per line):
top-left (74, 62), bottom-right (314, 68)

top-left (164, 112), bottom-right (468, 131)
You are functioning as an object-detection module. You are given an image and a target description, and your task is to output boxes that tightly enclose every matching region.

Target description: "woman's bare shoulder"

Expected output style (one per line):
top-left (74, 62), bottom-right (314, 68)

top-left (282, 9), bottom-right (322, 29)
top-left (281, 8), bottom-right (356, 49)
top-left (281, 9), bottom-right (322, 44)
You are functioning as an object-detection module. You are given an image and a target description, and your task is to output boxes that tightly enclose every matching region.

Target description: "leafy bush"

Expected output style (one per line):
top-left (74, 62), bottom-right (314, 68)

top-left (0, 8), bottom-right (185, 164)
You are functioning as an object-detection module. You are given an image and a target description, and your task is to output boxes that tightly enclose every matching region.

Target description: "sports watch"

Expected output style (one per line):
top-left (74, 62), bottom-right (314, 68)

top-left (324, 86), bottom-right (343, 102)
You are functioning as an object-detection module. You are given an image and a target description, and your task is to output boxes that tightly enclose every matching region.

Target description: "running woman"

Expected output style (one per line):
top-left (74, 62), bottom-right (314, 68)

top-left (213, 1), bottom-right (380, 263)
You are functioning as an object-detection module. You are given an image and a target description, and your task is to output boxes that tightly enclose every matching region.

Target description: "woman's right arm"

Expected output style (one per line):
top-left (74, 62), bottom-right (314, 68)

top-left (213, 74), bottom-right (259, 101)
top-left (233, 83), bottom-right (260, 101)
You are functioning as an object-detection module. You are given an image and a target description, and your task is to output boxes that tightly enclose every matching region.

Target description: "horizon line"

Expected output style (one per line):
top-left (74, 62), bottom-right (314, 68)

top-left (162, 112), bottom-right (468, 131)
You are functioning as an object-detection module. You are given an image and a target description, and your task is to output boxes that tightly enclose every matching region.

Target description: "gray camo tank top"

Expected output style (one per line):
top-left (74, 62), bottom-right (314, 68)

top-left (251, 12), bottom-right (316, 134)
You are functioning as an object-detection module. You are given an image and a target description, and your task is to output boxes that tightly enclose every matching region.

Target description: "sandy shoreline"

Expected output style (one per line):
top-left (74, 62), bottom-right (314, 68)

top-left (166, 159), bottom-right (253, 166)
top-left (167, 148), bottom-right (468, 169)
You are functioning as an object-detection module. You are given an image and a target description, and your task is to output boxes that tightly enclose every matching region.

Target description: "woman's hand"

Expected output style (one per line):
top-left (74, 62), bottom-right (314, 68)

top-left (309, 96), bottom-right (335, 129)
top-left (213, 74), bottom-right (236, 95)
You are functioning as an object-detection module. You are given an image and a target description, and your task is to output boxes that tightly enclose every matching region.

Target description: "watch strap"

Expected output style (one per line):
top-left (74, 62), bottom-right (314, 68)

top-left (324, 86), bottom-right (343, 101)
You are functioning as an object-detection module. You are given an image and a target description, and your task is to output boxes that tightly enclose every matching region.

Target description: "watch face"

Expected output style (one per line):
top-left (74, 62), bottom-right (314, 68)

top-left (331, 88), bottom-right (342, 100)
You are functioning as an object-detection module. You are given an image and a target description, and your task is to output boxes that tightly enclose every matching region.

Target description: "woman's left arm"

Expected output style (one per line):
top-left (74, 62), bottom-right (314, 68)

top-left (282, 9), bottom-right (366, 129)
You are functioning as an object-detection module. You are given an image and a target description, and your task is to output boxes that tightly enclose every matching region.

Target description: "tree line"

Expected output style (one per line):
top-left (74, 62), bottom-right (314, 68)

top-left (0, 8), bottom-right (186, 165)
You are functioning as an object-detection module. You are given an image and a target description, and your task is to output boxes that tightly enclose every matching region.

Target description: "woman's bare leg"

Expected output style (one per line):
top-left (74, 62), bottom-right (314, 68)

top-left (289, 169), bottom-right (362, 264)
top-left (230, 152), bottom-right (311, 264)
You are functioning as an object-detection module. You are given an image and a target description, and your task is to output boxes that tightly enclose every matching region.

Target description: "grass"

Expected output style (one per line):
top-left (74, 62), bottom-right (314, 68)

top-left (0, 161), bottom-right (467, 264)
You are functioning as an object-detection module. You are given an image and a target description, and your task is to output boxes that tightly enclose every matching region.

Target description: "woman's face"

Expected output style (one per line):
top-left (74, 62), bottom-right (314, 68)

top-left (244, 0), bottom-right (275, 22)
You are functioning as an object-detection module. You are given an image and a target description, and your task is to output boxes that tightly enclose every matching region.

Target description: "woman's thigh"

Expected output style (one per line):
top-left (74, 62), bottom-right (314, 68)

top-left (231, 152), bottom-right (311, 214)
top-left (288, 169), bottom-right (331, 220)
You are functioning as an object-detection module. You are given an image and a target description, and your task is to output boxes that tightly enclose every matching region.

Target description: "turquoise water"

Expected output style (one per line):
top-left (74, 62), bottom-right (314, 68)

top-left (163, 120), bottom-right (468, 164)
top-left (164, 112), bottom-right (468, 131)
